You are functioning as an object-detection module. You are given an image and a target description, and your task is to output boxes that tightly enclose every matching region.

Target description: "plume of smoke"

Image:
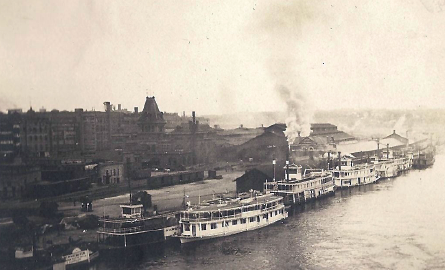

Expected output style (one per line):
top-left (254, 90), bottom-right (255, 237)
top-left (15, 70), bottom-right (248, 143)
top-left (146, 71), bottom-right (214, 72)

top-left (392, 114), bottom-right (406, 133)
top-left (258, 1), bottom-right (315, 144)
top-left (278, 85), bottom-right (312, 143)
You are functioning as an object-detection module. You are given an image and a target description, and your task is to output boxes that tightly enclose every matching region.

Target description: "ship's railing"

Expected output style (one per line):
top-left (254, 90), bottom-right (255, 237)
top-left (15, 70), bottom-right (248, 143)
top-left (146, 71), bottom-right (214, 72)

top-left (180, 204), bottom-right (283, 222)
top-left (98, 225), bottom-right (147, 234)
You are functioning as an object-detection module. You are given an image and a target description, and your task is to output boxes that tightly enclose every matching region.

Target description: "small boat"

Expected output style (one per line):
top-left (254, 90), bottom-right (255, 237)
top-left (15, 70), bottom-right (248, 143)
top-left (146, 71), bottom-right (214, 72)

top-left (177, 192), bottom-right (288, 244)
top-left (331, 155), bottom-right (379, 188)
top-left (265, 163), bottom-right (335, 205)
top-left (49, 242), bottom-right (99, 270)
top-left (97, 204), bottom-right (180, 250)
top-left (62, 247), bottom-right (99, 268)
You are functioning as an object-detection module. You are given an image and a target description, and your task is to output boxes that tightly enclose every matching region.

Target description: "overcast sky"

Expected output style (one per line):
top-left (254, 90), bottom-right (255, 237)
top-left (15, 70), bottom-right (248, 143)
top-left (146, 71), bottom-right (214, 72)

top-left (1, 0), bottom-right (445, 115)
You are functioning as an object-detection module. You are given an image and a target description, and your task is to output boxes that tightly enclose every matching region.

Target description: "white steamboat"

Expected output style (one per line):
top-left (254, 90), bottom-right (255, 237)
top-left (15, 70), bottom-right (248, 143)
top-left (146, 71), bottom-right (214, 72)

top-left (265, 163), bottom-right (335, 205)
top-left (178, 193), bottom-right (288, 243)
top-left (332, 155), bottom-right (379, 188)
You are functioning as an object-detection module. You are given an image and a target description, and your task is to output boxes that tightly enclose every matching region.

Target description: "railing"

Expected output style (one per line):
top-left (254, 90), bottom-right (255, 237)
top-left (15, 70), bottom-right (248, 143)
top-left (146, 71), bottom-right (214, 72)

top-left (181, 205), bottom-right (284, 222)
top-left (97, 225), bottom-right (161, 234)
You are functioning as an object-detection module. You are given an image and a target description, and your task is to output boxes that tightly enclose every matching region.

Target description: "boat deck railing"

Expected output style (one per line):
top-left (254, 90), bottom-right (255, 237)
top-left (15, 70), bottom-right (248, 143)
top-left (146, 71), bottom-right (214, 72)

top-left (97, 225), bottom-right (166, 234)
top-left (180, 204), bottom-right (283, 222)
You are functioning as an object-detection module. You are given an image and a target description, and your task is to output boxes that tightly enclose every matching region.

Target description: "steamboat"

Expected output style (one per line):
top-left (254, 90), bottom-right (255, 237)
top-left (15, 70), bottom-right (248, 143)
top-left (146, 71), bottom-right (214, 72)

top-left (332, 154), bottom-right (379, 188)
top-left (265, 162), bottom-right (334, 205)
top-left (413, 145), bottom-right (436, 169)
top-left (177, 192), bottom-right (287, 243)
top-left (97, 204), bottom-right (180, 250)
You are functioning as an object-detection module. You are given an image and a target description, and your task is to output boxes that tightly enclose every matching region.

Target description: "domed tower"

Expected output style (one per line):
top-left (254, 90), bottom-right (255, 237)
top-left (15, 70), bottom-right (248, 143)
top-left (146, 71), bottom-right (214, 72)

top-left (138, 96), bottom-right (166, 133)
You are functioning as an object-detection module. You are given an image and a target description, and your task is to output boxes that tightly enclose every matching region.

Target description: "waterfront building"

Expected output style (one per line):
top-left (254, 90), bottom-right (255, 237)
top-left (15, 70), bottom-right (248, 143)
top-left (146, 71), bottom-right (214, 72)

top-left (98, 162), bottom-right (124, 184)
top-left (0, 161), bottom-right (41, 199)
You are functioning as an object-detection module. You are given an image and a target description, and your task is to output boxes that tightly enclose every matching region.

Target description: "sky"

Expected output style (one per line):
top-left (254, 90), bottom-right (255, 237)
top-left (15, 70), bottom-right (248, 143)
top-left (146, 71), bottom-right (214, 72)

top-left (1, 0), bottom-right (445, 116)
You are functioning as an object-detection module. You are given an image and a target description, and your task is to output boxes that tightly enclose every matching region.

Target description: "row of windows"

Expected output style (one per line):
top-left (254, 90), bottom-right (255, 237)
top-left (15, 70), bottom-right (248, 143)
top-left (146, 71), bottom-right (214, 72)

top-left (105, 169), bottom-right (120, 176)
top-left (279, 177), bottom-right (332, 191)
top-left (194, 209), bottom-right (285, 231)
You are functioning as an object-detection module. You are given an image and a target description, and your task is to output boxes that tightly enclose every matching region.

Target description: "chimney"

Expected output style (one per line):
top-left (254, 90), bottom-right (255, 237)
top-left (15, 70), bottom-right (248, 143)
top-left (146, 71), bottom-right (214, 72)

top-left (118, 104), bottom-right (121, 111)
top-left (297, 131), bottom-right (301, 137)
top-left (338, 152), bottom-right (341, 170)
top-left (393, 130), bottom-right (396, 135)
top-left (103, 102), bottom-right (111, 112)
top-left (134, 107), bottom-right (138, 113)
top-left (192, 111), bottom-right (196, 124)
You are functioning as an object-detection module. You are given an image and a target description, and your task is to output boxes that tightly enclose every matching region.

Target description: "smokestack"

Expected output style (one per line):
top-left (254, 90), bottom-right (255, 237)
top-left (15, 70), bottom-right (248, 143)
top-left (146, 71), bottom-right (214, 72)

top-left (338, 152), bottom-right (341, 170)
top-left (192, 111), bottom-right (196, 124)
top-left (327, 152), bottom-right (331, 170)
top-left (387, 143), bottom-right (389, 159)
top-left (286, 145), bottom-right (290, 181)
top-left (286, 160), bottom-right (290, 181)
top-left (118, 104), bottom-right (121, 111)
top-left (297, 131), bottom-right (301, 137)
top-left (377, 139), bottom-right (380, 159)
top-left (134, 107), bottom-right (138, 113)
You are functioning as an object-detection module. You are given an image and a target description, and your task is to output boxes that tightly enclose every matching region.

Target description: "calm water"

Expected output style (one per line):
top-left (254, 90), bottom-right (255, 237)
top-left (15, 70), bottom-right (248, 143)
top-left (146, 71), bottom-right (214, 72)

top-left (96, 155), bottom-right (445, 270)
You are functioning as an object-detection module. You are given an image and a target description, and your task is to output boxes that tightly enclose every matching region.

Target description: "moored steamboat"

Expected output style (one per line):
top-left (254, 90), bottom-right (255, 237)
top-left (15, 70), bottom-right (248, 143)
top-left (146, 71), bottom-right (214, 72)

top-left (332, 155), bottom-right (380, 188)
top-left (177, 192), bottom-right (287, 243)
top-left (265, 163), bottom-right (335, 205)
top-left (97, 204), bottom-right (180, 250)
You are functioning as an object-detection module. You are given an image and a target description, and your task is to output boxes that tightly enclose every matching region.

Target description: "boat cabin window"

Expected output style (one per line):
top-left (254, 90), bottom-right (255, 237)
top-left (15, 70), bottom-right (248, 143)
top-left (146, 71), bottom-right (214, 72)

top-left (249, 217), bottom-right (255, 222)
top-left (288, 169), bottom-right (299, 174)
top-left (122, 207), bottom-right (131, 215)
top-left (211, 223), bottom-right (217, 229)
top-left (257, 216), bottom-right (260, 222)
top-left (184, 224), bottom-right (190, 231)
top-left (241, 218), bottom-right (247, 224)
top-left (232, 220), bottom-right (237, 225)
top-left (201, 224), bottom-right (206, 230)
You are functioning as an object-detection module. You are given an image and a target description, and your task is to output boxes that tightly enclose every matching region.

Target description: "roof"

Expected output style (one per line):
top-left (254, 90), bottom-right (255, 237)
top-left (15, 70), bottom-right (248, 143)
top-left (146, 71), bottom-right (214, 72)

top-left (336, 138), bottom-right (405, 155)
top-left (183, 193), bottom-right (281, 212)
top-left (311, 123), bottom-right (337, 128)
top-left (264, 123), bottom-right (286, 134)
top-left (383, 131), bottom-right (408, 144)
top-left (138, 96), bottom-right (166, 124)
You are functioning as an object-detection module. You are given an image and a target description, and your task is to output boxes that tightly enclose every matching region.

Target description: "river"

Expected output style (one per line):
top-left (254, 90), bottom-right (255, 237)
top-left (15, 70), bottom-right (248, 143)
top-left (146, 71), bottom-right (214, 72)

top-left (94, 154), bottom-right (445, 270)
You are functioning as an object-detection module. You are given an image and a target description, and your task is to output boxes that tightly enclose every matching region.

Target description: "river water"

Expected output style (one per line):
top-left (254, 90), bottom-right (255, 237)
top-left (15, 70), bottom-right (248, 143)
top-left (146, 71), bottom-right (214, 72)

top-left (95, 155), bottom-right (445, 270)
